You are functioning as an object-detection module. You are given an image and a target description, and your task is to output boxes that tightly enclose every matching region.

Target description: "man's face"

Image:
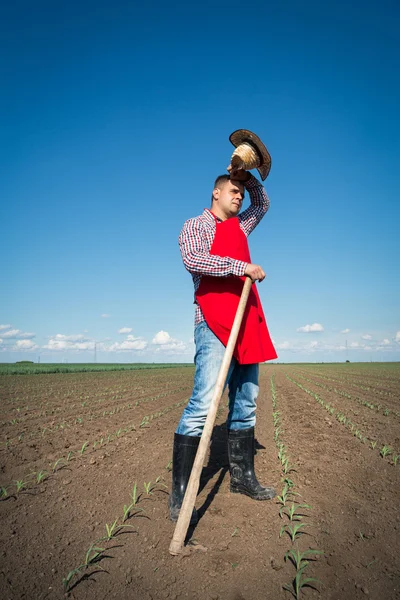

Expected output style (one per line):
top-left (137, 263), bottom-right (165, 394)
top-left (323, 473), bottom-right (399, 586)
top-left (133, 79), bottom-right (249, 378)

top-left (213, 179), bottom-right (245, 219)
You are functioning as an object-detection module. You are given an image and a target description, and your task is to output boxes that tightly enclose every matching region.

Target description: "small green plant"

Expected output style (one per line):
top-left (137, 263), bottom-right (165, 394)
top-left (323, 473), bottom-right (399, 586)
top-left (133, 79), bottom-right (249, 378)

top-left (380, 445), bottom-right (392, 458)
top-left (79, 441), bottom-right (89, 455)
top-left (52, 458), bottom-right (65, 472)
top-left (36, 470), bottom-right (49, 484)
top-left (370, 441), bottom-right (377, 450)
top-left (0, 486), bottom-right (8, 499)
top-left (281, 503), bottom-right (312, 522)
top-left (280, 522), bottom-right (311, 542)
top-left (63, 566), bottom-right (84, 591)
top-left (231, 527), bottom-right (239, 537)
top-left (101, 519), bottom-right (134, 541)
top-left (392, 455), bottom-right (399, 466)
top-left (15, 479), bottom-right (28, 493)
top-left (282, 458), bottom-right (297, 475)
top-left (284, 547), bottom-right (323, 599)
top-left (123, 483), bottom-right (144, 522)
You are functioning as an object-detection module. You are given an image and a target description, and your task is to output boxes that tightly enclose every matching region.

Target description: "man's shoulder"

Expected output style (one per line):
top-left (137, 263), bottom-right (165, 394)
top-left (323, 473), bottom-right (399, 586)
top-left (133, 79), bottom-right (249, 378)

top-left (182, 210), bottom-right (213, 230)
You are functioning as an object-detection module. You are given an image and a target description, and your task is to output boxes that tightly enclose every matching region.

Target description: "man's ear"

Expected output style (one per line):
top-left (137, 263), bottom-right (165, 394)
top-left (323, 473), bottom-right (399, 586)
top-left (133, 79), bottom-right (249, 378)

top-left (212, 188), bottom-right (220, 202)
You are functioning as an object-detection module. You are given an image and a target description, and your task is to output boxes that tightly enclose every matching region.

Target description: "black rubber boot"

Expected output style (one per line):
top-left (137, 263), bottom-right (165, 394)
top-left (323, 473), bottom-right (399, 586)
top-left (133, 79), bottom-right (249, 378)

top-left (169, 433), bottom-right (201, 524)
top-left (228, 427), bottom-right (276, 500)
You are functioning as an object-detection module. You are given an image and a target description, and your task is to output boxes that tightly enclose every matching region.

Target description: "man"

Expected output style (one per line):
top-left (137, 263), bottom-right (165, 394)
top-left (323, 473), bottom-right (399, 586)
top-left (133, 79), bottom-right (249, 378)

top-left (169, 167), bottom-right (277, 524)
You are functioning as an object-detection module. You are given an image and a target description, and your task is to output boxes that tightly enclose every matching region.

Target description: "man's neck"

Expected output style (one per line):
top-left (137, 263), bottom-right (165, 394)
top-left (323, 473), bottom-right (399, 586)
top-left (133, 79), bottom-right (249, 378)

top-left (210, 204), bottom-right (230, 222)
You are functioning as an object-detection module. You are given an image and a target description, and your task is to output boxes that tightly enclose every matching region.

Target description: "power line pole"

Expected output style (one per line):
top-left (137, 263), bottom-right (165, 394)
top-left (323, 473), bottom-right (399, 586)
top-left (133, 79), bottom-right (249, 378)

top-left (94, 342), bottom-right (97, 363)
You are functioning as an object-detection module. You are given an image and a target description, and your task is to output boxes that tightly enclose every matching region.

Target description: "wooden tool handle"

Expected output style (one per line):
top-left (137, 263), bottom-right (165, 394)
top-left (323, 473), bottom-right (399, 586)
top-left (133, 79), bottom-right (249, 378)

top-left (169, 277), bottom-right (253, 555)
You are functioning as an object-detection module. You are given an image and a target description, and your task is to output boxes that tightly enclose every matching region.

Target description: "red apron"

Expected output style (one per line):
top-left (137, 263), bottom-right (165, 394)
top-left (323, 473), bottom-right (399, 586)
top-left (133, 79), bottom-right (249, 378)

top-left (195, 213), bottom-right (277, 364)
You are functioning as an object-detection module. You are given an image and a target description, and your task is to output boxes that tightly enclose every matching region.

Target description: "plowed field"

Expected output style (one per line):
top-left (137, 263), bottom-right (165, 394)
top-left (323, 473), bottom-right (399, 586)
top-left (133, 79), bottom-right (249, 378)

top-left (1, 363), bottom-right (399, 600)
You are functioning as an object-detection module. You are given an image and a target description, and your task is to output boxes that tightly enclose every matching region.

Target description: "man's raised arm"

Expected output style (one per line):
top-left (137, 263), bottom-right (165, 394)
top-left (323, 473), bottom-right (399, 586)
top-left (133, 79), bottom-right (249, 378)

top-left (238, 174), bottom-right (270, 237)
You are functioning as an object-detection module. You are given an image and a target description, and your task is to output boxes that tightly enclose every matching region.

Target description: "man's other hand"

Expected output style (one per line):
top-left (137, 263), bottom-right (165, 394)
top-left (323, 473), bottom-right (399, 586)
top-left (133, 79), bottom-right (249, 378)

top-left (244, 263), bottom-right (266, 282)
top-left (227, 165), bottom-right (251, 182)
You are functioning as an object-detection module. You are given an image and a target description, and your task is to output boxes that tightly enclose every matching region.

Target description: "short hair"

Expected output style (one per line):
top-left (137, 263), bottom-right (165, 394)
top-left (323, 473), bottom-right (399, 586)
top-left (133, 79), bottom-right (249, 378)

top-left (214, 174), bottom-right (230, 189)
top-left (211, 174), bottom-right (230, 203)
top-left (211, 174), bottom-right (245, 204)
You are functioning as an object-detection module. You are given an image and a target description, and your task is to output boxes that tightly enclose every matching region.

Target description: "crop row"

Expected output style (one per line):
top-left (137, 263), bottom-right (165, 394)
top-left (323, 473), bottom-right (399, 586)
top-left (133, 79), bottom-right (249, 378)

top-left (270, 375), bottom-right (323, 599)
top-left (0, 397), bottom-right (188, 500)
top-left (1, 386), bottom-right (192, 449)
top-left (62, 474), bottom-right (168, 592)
top-left (292, 372), bottom-right (400, 419)
top-left (286, 374), bottom-right (400, 466)
top-left (293, 368), bottom-right (398, 401)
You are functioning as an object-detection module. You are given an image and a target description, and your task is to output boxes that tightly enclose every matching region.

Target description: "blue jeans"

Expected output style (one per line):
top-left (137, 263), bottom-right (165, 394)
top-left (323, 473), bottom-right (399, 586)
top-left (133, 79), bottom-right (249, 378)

top-left (176, 321), bottom-right (259, 436)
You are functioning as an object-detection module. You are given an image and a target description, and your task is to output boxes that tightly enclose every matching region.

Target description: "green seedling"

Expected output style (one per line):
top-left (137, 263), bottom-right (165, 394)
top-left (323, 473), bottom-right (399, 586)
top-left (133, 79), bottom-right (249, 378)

top-left (15, 479), bottom-right (28, 493)
top-left (282, 459), bottom-right (296, 475)
top-left (66, 451), bottom-right (74, 462)
top-left (165, 460), bottom-right (172, 472)
top-left (139, 416), bottom-right (149, 428)
top-left (143, 481), bottom-right (152, 495)
top-left (231, 527), bottom-right (239, 537)
top-left (79, 441), bottom-right (89, 455)
top-left (52, 458), bottom-right (65, 472)
top-left (0, 486), bottom-right (8, 499)
top-left (280, 522), bottom-right (310, 542)
top-left (284, 548), bottom-right (322, 599)
top-left (36, 470), bottom-right (49, 484)
top-left (101, 519), bottom-right (134, 541)
top-left (380, 445), bottom-right (392, 458)
top-left (370, 441), bottom-right (377, 450)
top-left (281, 503), bottom-right (312, 522)
top-left (84, 543), bottom-right (105, 566)
top-left (123, 483), bottom-right (144, 522)
top-left (392, 455), bottom-right (399, 466)
top-left (63, 566), bottom-right (84, 591)
top-left (284, 547), bottom-right (323, 570)
top-left (282, 477), bottom-right (295, 488)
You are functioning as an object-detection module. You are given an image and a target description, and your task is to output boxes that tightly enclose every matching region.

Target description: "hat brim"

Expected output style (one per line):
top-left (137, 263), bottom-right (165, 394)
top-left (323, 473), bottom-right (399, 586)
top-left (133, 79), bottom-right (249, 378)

top-left (229, 129), bottom-right (271, 180)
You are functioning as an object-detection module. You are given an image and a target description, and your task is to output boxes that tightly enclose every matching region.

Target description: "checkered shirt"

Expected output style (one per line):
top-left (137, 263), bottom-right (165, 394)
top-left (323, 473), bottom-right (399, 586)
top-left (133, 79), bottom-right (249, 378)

top-left (178, 175), bottom-right (270, 326)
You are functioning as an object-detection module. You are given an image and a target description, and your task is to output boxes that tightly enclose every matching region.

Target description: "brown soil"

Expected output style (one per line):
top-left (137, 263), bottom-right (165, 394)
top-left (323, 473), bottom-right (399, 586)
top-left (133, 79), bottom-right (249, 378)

top-left (0, 364), bottom-right (399, 600)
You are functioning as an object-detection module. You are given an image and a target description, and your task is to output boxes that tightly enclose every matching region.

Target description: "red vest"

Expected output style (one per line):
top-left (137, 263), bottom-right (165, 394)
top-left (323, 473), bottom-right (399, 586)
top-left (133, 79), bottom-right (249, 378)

top-left (195, 213), bottom-right (277, 364)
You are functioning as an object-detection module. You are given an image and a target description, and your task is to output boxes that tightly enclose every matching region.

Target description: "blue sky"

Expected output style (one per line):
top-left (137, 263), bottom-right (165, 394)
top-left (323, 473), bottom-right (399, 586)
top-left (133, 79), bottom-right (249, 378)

top-left (1, 0), bottom-right (399, 363)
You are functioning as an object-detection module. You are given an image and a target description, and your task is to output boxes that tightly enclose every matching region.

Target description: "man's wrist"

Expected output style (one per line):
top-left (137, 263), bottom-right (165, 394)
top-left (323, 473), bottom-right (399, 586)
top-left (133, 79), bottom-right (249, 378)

top-left (232, 260), bottom-right (248, 277)
top-left (244, 174), bottom-right (261, 190)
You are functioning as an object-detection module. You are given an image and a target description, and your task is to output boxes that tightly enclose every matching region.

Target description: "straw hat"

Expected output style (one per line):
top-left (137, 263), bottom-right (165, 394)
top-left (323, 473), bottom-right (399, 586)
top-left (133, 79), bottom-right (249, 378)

top-left (229, 129), bottom-right (271, 180)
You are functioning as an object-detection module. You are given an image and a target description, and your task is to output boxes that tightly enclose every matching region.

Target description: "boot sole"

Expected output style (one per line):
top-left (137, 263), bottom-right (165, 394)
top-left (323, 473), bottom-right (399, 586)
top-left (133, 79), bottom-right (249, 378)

top-left (230, 484), bottom-right (276, 501)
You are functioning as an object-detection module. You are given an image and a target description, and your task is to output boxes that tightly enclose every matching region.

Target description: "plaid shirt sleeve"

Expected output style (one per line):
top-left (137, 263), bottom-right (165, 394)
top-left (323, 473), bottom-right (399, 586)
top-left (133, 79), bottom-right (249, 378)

top-left (179, 217), bottom-right (247, 277)
top-left (238, 174), bottom-right (270, 236)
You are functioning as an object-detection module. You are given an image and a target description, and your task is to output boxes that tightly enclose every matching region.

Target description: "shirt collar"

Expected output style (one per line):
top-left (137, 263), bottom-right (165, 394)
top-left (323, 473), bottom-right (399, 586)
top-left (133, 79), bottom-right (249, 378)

top-left (203, 208), bottom-right (222, 223)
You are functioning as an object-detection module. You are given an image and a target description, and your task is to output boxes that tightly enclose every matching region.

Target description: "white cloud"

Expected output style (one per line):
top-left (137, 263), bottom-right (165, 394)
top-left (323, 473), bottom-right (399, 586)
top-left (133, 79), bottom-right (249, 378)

top-left (108, 334), bottom-right (147, 352)
top-left (340, 328), bottom-right (350, 334)
top-left (53, 334), bottom-right (88, 342)
top-left (362, 334), bottom-right (372, 340)
top-left (1, 329), bottom-right (36, 339)
top-left (0, 338), bottom-right (2, 344)
top-left (101, 314), bottom-right (110, 318)
top-left (152, 330), bottom-right (173, 345)
top-left (152, 330), bottom-right (187, 354)
top-left (395, 331), bottom-right (400, 343)
top-left (0, 324), bottom-right (11, 331)
top-left (381, 339), bottom-right (391, 346)
top-left (276, 341), bottom-right (291, 350)
top-left (118, 327), bottom-right (132, 334)
top-left (296, 323), bottom-right (324, 333)
top-left (43, 333), bottom-right (93, 351)
top-left (13, 340), bottom-right (39, 351)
